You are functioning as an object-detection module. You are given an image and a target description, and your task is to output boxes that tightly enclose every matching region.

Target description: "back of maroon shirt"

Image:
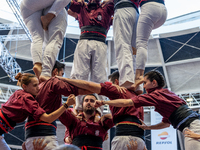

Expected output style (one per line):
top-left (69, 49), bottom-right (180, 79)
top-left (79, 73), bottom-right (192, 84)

top-left (132, 88), bottom-right (186, 123)
top-left (99, 83), bottom-right (144, 122)
top-left (2, 90), bottom-right (45, 123)
top-left (36, 77), bottom-right (79, 114)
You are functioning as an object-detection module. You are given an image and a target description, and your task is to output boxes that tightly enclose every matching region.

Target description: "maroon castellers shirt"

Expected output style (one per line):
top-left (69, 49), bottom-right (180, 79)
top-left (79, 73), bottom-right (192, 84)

top-left (132, 87), bottom-right (186, 123)
top-left (2, 90), bottom-right (45, 122)
top-left (99, 83), bottom-right (144, 121)
top-left (69, 0), bottom-right (114, 30)
top-left (36, 77), bottom-right (79, 114)
top-left (60, 111), bottom-right (114, 140)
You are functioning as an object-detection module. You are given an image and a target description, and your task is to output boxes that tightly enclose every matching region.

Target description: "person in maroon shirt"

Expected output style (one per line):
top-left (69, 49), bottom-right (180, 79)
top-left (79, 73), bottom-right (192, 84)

top-left (69, 0), bottom-right (114, 115)
top-left (63, 110), bottom-right (109, 145)
top-left (60, 94), bottom-right (114, 150)
top-left (0, 72), bottom-right (75, 150)
top-left (95, 70), bottom-right (200, 150)
top-left (56, 70), bottom-right (147, 150)
top-left (24, 61), bottom-right (91, 150)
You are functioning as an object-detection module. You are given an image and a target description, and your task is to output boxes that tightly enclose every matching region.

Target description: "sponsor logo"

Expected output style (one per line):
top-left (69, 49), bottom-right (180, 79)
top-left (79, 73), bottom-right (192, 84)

top-left (156, 141), bottom-right (172, 144)
top-left (158, 131), bottom-right (169, 140)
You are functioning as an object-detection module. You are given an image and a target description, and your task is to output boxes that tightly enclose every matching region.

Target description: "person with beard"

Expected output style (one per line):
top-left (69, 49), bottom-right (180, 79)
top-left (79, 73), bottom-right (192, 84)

top-left (24, 61), bottom-right (91, 150)
top-left (68, 0), bottom-right (114, 115)
top-left (60, 94), bottom-right (114, 150)
top-left (56, 71), bottom-right (146, 150)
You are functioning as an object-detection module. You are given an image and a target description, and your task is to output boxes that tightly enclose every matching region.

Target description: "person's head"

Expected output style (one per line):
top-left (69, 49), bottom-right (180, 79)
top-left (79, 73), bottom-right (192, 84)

top-left (54, 144), bottom-right (81, 150)
top-left (82, 94), bottom-right (98, 115)
top-left (15, 73), bottom-right (39, 96)
top-left (108, 70), bottom-right (119, 85)
top-left (144, 70), bottom-right (166, 92)
top-left (52, 61), bottom-right (65, 77)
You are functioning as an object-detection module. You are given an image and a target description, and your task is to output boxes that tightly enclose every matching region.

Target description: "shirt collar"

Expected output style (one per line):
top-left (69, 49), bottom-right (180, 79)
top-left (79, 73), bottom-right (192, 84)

top-left (81, 112), bottom-right (96, 122)
top-left (146, 87), bottom-right (162, 93)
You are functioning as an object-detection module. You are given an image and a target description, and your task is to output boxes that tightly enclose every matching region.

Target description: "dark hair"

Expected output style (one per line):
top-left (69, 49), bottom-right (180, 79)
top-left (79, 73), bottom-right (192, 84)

top-left (15, 73), bottom-right (36, 87)
top-left (108, 70), bottom-right (119, 83)
top-left (52, 60), bottom-right (65, 73)
top-left (144, 70), bottom-right (166, 88)
top-left (82, 94), bottom-right (98, 101)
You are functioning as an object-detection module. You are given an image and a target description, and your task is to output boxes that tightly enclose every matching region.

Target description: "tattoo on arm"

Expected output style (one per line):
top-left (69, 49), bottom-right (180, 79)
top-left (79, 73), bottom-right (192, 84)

top-left (128, 100), bottom-right (133, 106)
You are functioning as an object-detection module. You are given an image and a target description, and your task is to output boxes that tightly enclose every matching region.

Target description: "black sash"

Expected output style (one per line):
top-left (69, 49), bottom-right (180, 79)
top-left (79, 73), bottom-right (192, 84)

top-left (140, 0), bottom-right (164, 7)
top-left (80, 26), bottom-right (107, 43)
top-left (114, 0), bottom-right (139, 13)
top-left (25, 116), bottom-right (57, 139)
top-left (169, 105), bottom-right (199, 132)
top-left (114, 115), bottom-right (145, 140)
top-left (72, 134), bottom-right (103, 149)
top-left (0, 110), bottom-right (16, 135)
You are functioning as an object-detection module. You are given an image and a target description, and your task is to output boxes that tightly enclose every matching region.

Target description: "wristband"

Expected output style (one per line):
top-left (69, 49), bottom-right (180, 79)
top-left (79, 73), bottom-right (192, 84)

top-left (63, 103), bottom-right (68, 109)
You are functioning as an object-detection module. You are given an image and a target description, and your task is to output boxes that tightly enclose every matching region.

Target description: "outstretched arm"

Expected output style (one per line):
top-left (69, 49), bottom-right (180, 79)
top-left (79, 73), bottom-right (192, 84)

top-left (95, 99), bottom-right (134, 108)
top-left (139, 119), bottom-right (170, 130)
top-left (56, 76), bottom-right (101, 94)
top-left (39, 94), bottom-right (75, 123)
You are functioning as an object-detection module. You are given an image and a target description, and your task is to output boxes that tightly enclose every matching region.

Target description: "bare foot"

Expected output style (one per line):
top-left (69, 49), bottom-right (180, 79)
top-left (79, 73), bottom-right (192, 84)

top-left (41, 13), bottom-right (55, 31)
top-left (132, 46), bottom-right (137, 55)
top-left (39, 75), bottom-right (50, 83)
top-left (121, 81), bottom-right (134, 90)
top-left (127, 77), bottom-right (144, 92)
top-left (33, 64), bottom-right (42, 79)
top-left (134, 76), bottom-right (144, 90)
top-left (135, 84), bottom-right (143, 95)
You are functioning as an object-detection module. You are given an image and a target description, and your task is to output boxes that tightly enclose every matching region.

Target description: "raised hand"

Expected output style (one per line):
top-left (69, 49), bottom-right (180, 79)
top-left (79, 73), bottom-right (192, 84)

top-left (66, 94), bottom-right (76, 106)
top-left (95, 100), bottom-right (104, 108)
top-left (77, 0), bottom-right (85, 5)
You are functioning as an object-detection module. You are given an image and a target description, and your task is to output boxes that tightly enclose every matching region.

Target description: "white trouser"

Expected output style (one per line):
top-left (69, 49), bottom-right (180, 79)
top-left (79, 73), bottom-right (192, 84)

top-left (20, 0), bottom-right (68, 77)
top-left (111, 136), bottom-right (146, 150)
top-left (113, 7), bottom-right (139, 86)
top-left (20, 0), bottom-right (70, 18)
top-left (0, 135), bottom-right (11, 150)
top-left (25, 135), bottom-right (59, 150)
top-left (70, 39), bottom-right (107, 114)
top-left (183, 119), bottom-right (200, 150)
top-left (136, 2), bottom-right (167, 70)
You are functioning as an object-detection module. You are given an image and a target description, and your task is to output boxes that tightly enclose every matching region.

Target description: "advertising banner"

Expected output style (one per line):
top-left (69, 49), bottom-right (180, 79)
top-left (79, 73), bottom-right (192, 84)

top-left (151, 109), bottom-right (177, 150)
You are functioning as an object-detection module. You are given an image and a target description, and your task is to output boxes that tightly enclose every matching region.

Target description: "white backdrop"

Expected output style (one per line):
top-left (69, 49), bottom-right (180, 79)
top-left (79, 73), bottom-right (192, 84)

top-left (151, 109), bottom-right (177, 150)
